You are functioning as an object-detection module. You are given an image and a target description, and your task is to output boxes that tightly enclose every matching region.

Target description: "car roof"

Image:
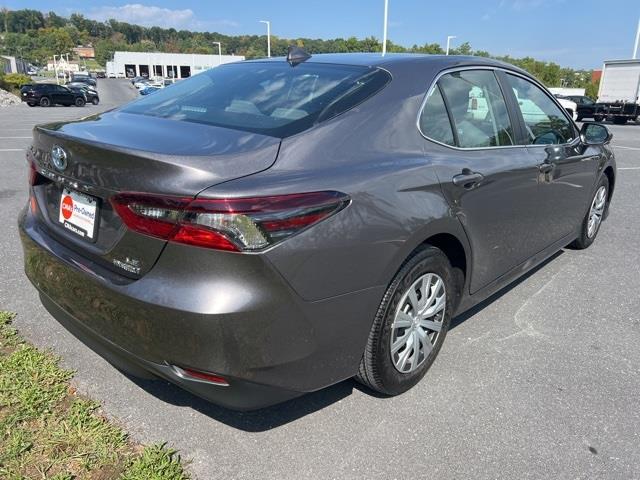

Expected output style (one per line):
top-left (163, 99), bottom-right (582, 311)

top-left (245, 52), bottom-right (529, 75)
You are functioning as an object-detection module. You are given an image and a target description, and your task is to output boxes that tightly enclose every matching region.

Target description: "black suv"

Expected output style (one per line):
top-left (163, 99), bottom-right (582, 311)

top-left (561, 95), bottom-right (603, 121)
top-left (20, 84), bottom-right (86, 107)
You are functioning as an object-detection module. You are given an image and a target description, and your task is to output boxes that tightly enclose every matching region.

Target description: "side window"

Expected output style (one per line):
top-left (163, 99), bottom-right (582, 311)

top-left (506, 74), bottom-right (575, 145)
top-left (419, 85), bottom-right (455, 146)
top-left (438, 70), bottom-right (515, 148)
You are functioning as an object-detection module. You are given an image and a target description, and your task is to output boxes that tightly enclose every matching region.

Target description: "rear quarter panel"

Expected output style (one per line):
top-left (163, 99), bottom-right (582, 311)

top-left (201, 60), bottom-right (469, 302)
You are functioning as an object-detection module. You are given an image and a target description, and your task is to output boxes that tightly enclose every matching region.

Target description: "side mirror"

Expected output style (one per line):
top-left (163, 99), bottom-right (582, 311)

top-left (580, 122), bottom-right (612, 145)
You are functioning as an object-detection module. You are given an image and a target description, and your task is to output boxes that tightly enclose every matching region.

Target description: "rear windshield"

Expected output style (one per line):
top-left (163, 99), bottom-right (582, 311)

top-left (120, 62), bottom-right (391, 138)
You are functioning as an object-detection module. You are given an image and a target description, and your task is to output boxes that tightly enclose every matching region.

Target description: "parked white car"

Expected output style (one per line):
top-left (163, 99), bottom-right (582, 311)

top-left (554, 96), bottom-right (579, 121)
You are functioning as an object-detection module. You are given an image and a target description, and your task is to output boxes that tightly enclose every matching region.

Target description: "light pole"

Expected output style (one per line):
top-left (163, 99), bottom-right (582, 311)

top-left (446, 35), bottom-right (457, 55)
top-left (382, 0), bottom-right (389, 56)
top-left (212, 41), bottom-right (222, 65)
top-left (53, 54), bottom-right (59, 84)
top-left (633, 17), bottom-right (640, 59)
top-left (259, 20), bottom-right (271, 58)
top-left (64, 53), bottom-right (69, 82)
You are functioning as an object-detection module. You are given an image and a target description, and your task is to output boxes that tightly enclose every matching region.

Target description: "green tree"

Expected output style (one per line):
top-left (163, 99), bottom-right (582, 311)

top-left (44, 11), bottom-right (66, 29)
top-left (1, 7), bottom-right (9, 33)
top-left (586, 80), bottom-right (599, 100)
top-left (451, 41), bottom-right (472, 55)
top-left (40, 27), bottom-right (75, 55)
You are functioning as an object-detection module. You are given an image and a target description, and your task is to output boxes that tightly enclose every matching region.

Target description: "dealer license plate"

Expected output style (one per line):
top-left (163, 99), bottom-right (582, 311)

top-left (58, 188), bottom-right (99, 240)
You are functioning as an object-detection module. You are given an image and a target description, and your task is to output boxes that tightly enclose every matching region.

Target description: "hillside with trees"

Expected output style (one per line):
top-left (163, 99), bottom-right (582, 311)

top-left (0, 8), bottom-right (597, 95)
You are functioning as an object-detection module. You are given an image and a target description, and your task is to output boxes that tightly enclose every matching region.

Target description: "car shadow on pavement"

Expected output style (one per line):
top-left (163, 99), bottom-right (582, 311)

top-left (125, 373), bottom-right (356, 432)
top-left (123, 250), bottom-right (563, 431)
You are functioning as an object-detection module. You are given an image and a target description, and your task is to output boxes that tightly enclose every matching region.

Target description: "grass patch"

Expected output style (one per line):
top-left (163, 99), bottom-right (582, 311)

top-left (0, 311), bottom-right (189, 479)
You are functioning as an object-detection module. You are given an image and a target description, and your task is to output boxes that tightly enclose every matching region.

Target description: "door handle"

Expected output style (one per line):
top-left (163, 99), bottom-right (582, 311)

top-left (538, 163), bottom-right (554, 173)
top-left (452, 171), bottom-right (484, 188)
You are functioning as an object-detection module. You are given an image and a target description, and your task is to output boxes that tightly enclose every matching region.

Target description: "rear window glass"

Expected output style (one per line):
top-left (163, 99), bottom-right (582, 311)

top-left (121, 62), bottom-right (391, 138)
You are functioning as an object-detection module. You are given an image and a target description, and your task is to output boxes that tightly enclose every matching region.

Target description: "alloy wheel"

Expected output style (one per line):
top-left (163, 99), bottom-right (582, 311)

top-left (587, 185), bottom-right (607, 238)
top-left (390, 273), bottom-right (446, 373)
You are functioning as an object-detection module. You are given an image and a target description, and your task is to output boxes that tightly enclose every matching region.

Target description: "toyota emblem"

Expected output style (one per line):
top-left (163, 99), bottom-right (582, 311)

top-left (51, 145), bottom-right (68, 172)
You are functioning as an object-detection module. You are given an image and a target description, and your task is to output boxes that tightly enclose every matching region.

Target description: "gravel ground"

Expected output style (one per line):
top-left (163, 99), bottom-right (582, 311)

top-left (0, 79), bottom-right (639, 479)
top-left (0, 88), bottom-right (21, 107)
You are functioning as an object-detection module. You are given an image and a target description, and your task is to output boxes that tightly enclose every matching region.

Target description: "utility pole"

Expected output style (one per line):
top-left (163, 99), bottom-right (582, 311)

top-left (1, 7), bottom-right (8, 34)
top-left (446, 35), bottom-right (457, 55)
top-left (633, 17), bottom-right (640, 59)
top-left (382, 0), bottom-right (389, 56)
top-left (259, 20), bottom-right (271, 58)
top-left (53, 55), bottom-right (59, 85)
top-left (212, 41), bottom-right (222, 66)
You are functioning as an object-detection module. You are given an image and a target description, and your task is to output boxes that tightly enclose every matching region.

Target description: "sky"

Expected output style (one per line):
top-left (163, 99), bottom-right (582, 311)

top-left (5, 0), bottom-right (640, 69)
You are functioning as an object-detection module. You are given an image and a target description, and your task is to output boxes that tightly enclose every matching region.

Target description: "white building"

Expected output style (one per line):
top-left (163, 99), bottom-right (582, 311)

top-left (107, 51), bottom-right (244, 79)
top-left (1, 55), bottom-right (28, 74)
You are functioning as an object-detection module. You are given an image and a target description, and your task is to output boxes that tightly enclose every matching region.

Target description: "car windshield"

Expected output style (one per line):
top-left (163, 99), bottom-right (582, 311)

top-left (120, 61), bottom-right (390, 137)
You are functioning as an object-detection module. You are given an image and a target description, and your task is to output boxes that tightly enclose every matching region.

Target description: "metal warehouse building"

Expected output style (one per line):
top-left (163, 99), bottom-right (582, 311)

top-left (107, 51), bottom-right (245, 79)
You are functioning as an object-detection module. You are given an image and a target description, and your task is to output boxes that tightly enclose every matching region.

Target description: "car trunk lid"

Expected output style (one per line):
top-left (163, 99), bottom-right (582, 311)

top-left (29, 111), bottom-right (280, 278)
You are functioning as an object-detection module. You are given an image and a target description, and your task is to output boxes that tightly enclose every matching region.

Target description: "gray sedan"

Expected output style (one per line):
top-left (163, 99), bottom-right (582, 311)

top-left (19, 52), bottom-right (615, 410)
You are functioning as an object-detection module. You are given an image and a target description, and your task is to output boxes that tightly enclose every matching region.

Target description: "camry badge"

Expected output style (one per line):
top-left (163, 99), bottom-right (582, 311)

top-left (51, 145), bottom-right (68, 172)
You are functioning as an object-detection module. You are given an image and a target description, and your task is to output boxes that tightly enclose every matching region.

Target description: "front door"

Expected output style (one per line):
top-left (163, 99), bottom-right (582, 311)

top-left (503, 73), bottom-right (601, 244)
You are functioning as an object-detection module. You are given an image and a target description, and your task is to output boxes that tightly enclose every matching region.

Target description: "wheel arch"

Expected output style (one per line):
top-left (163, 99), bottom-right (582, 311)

top-left (383, 218), bottom-right (472, 312)
top-left (603, 165), bottom-right (615, 202)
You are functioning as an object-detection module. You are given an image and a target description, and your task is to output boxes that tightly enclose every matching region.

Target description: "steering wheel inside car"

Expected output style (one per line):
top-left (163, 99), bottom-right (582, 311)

top-left (532, 130), bottom-right (561, 145)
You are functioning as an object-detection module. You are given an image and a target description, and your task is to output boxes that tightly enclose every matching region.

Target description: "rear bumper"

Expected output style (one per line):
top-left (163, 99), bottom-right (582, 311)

top-left (38, 292), bottom-right (300, 410)
top-left (19, 206), bottom-right (383, 410)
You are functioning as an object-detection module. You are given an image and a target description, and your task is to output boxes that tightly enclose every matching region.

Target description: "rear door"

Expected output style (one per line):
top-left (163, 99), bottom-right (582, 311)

top-left (57, 86), bottom-right (73, 105)
top-left (420, 68), bottom-right (545, 293)
top-left (503, 73), bottom-right (600, 244)
top-left (50, 85), bottom-right (65, 104)
top-left (41, 84), bottom-right (54, 102)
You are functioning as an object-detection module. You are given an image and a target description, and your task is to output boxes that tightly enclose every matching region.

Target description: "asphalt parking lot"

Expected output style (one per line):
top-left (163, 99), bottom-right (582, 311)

top-left (1, 80), bottom-right (639, 479)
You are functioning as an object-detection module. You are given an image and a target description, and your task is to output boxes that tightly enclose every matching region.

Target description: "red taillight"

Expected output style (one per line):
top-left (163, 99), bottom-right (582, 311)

top-left (173, 365), bottom-right (229, 386)
top-left (28, 161), bottom-right (38, 186)
top-left (111, 194), bottom-right (189, 239)
top-left (110, 191), bottom-right (350, 252)
top-left (30, 194), bottom-right (38, 214)
top-left (171, 223), bottom-right (239, 251)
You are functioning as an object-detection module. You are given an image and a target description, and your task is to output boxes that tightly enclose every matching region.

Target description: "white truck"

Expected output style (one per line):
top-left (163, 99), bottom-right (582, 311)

top-left (105, 61), bottom-right (125, 79)
top-left (597, 59), bottom-right (640, 124)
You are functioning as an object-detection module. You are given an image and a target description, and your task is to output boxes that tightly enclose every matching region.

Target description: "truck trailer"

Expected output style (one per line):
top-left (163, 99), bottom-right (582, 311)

top-left (597, 59), bottom-right (640, 124)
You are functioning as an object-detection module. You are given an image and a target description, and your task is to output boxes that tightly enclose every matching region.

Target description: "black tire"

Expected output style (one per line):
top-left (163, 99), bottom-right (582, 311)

top-left (75, 97), bottom-right (86, 107)
top-left (91, 97), bottom-right (99, 105)
top-left (594, 115), bottom-right (604, 122)
top-left (612, 116), bottom-right (627, 125)
top-left (576, 116), bottom-right (583, 122)
top-left (27, 103), bottom-right (36, 107)
top-left (569, 175), bottom-right (609, 250)
top-left (356, 246), bottom-right (454, 395)
top-left (39, 96), bottom-right (51, 107)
